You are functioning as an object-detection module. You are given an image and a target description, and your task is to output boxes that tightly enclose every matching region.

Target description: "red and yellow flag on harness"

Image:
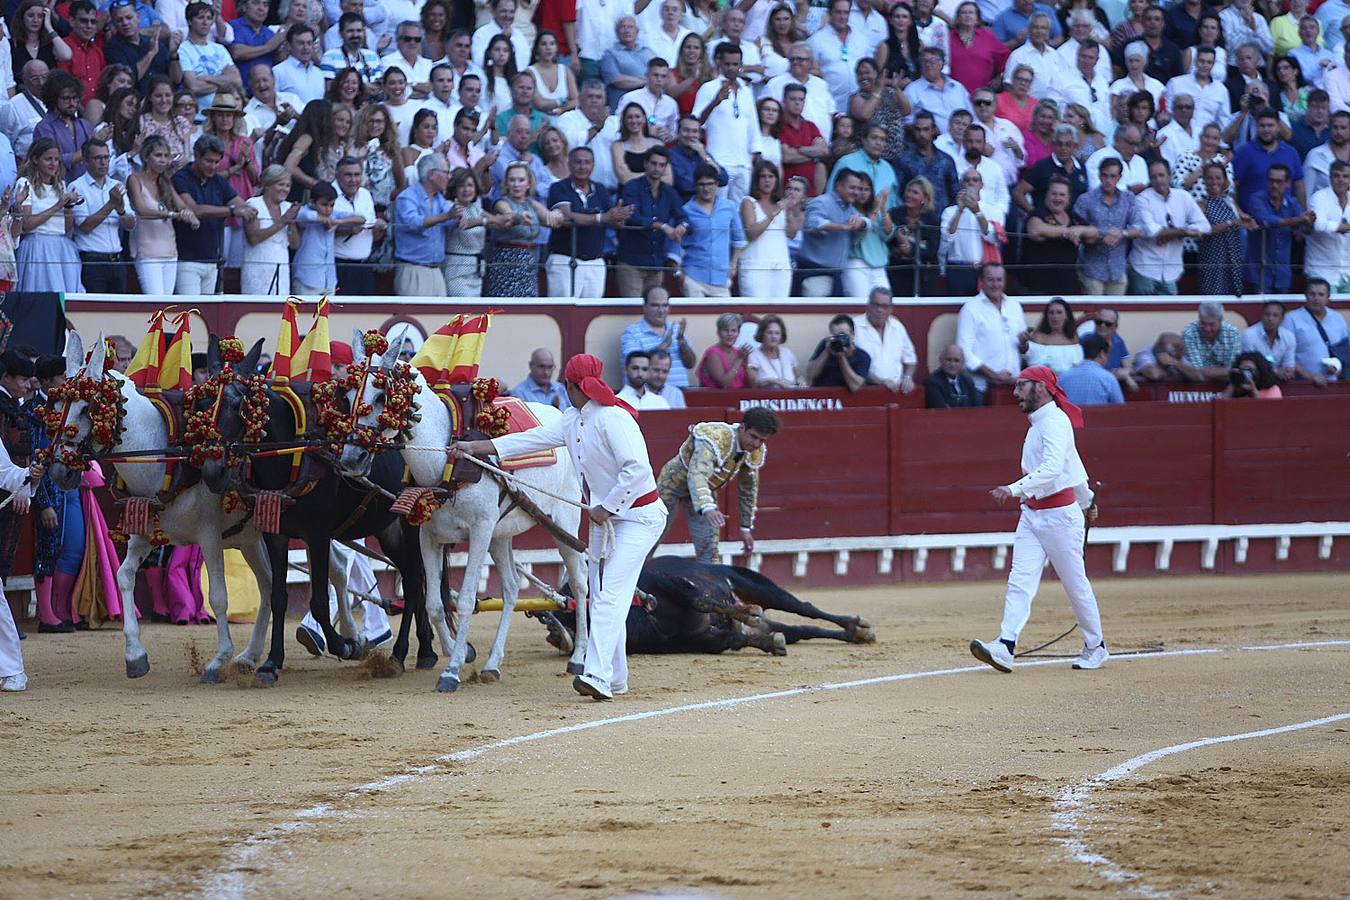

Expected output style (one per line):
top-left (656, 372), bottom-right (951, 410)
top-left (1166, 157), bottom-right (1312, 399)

top-left (159, 311), bottom-right (193, 392)
top-left (293, 296), bottom-right (332, 382)
top-left (269, 297), bottom-right (303, 383)
top-left (410, 313), bottom-right (492, 388)
top-left (124, 309), bottom-right (170, 393)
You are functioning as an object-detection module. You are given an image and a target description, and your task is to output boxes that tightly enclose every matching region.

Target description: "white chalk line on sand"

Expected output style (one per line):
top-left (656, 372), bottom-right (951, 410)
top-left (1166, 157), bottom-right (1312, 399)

top-left (200, 638), bottom-right (1350, 899)
top-left (1052, 709), bottom-right (1350, 897)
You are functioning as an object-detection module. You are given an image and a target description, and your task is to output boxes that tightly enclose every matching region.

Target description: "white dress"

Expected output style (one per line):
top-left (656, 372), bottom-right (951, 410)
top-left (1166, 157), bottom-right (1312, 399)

top-left (1024, 340), bottom-right (1085, 374)
top-left (528, 63), bottom-right (571, 112)
top-left (747, 345), bottom-right (800, 387)
top-left (738, 198), bottom-right (792, 298)
top-left (241, 196), bottom-right (292, 295)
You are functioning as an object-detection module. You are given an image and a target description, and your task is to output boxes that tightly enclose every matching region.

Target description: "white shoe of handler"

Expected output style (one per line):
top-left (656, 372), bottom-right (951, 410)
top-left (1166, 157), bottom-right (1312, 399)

top-left (1073, 644), bottom-right (1110, 670)
top-left (969, 639), bottom-right (1014, 673)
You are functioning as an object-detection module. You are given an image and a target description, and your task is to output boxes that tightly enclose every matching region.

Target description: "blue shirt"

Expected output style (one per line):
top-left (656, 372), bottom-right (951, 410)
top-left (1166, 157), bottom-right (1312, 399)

top-left (1232, 140), bottom-right (1303, 215)
top-left (230, 19), bottom-right (278, 94)
top-left (1073, 188), bottom-right (1136, 282)
top-left (393, 185), bottom-right (453, 265)
top-left (800, 190), bottom-right (856, 270)
top-left (1059, 359), bottom-right (1125, 405)
top-left (992, 3), bottom-right (1062, 43)
top-left (1285, 305), bottom-right (1350, 380)
top-left (170, 167), bottom-right (237, 262)
top-left (827, 150), bottom-right (898, 198)
top-left (617, 177), bottom-right (685, 269)
top-left (670, 143), bottom-right (726, 202)
top-left (621, 320), bottom-right (690, 388)
top-left (679, 197), bottom-right (746, 287)
top-left (510, 377), bottom-right (571, 409)
top-left (545, 178), bottom-right (613, 260)
top-left (293, 206), bottom-right (337, 290)
top-left (1245, 191), bottom-right (1303, 291)
top-left (1078, 331), bottom-right (1129, 369)
top-left (893, 145), bottom-right (960, 215)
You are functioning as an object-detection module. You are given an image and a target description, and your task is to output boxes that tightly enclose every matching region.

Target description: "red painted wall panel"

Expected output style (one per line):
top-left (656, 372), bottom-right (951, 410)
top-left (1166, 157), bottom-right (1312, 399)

top-left (1213, 396), bottom-right (1350, 525)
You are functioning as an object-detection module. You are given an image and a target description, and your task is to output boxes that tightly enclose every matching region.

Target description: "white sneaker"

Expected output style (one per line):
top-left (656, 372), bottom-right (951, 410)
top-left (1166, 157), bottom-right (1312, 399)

top-left (1, 673), bottom-right (29, 692)
top-left (969, 639), bottom-right (1014, 673)
top-left (1073, 644), bottom-right (1110, 670)
top-left (572, 673), bottom-right (613, 700)
top-left (611, 681), bottom-right (628, 696)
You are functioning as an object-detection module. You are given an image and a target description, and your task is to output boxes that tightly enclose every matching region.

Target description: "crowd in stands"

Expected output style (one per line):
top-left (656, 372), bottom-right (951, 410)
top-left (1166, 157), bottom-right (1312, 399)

top-left (10, 0), bottom-right (1350, 297)
top-left (501, 278), bottom-right (1347, 409)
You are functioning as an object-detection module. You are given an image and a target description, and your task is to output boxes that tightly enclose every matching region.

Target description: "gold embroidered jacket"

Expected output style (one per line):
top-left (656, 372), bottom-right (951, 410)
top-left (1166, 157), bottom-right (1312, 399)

top-left (657, 421), bottom-right (767, 528)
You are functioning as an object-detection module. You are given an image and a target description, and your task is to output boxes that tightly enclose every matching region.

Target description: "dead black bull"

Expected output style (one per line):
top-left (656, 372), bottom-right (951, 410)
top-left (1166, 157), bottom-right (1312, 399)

top-left (542, 556), bottom-right (876, 656)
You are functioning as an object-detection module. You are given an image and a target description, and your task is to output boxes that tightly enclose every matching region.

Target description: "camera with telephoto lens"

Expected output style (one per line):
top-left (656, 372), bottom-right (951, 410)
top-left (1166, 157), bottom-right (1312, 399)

top-left (1229, 366), bottom-right (1254, 388)
top-left (829, 332), bottom-right (852, 352)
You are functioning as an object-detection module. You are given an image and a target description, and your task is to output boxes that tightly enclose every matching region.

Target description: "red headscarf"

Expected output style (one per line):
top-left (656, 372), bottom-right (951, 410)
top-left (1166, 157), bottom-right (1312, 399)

top-left (329, 341), bottom-right (353, 366)
top-left (563, 354), bottom-right (638, 418)
top-left (1018, 365), bottom-right (1083, 428)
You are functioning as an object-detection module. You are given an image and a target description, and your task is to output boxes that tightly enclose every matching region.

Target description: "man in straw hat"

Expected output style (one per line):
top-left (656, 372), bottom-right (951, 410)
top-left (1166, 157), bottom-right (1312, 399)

top-left (969, 365), bottom-right (1109, 674)
top-left (449, 353), bottom-right (667, 701)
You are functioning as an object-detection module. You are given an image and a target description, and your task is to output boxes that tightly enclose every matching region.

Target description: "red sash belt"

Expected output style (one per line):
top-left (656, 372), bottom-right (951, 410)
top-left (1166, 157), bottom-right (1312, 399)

top-left (631, 489), bottom-right (660, 508)
top-left (1025, 487), bottom-right (1075, 510)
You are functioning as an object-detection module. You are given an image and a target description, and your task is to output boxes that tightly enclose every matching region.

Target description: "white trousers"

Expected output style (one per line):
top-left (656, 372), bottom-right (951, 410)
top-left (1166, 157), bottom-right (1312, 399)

top-left (584, 503), bottom-right (667, 692)
top-left (719, 165), bottom-right (751, 204)
top-left (135, 257), bottom-right (178, 295)
top-left (545, 253), bottom-right (606, 298)
top-left (300, 552), bottom-right (392, 642)
top-left (0, 580), bottom-right (24, 678)
top-left (841, 258), bottom-right (889, 298)
top-left (738, 264), bottom-right (791, 299)
top-left (175, 260), bottom-right (219, 295)
top-left (1000, 504), bottom-right (1104, 650)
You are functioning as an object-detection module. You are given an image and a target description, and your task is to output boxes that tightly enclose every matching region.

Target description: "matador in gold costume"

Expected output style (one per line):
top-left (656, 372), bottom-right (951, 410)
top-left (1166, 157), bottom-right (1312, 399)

top-left (656, 406), bottom-right (780, 563)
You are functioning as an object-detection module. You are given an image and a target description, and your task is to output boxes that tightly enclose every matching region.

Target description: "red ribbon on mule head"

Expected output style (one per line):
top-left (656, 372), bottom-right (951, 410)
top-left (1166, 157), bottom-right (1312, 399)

top-left (1018, 365), bottom-right (1083, 429)
top-left (563, 354), bottom-right (638, 418)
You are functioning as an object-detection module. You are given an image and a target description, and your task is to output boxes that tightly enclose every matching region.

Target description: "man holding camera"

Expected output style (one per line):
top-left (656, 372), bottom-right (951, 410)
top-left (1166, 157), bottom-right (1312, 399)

top-left (806, 314), bottom-right (871, 392)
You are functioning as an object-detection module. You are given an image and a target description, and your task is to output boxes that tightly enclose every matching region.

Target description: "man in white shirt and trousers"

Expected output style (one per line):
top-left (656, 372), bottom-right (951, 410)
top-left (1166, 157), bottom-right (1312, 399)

top-left (1, 452), bottom-right (44, 692)
top-left (969, 365), bottom-right (1109, 674)
top-left (451, 354), bottom-right (667, 701)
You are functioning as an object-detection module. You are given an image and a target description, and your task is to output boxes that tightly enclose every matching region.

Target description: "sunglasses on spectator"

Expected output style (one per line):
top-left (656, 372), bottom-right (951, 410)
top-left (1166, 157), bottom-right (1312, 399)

top-left (1095, 319), bottom-right (1116, 327)
top-left (974, 98), bottom-right (993, 105)
top-left (401, 34), bottom-right (422, 42)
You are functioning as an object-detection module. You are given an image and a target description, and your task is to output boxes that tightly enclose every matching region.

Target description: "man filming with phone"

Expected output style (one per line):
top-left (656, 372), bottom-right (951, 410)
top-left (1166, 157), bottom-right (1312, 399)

top-left (806, 313), bottom-right (871, 392)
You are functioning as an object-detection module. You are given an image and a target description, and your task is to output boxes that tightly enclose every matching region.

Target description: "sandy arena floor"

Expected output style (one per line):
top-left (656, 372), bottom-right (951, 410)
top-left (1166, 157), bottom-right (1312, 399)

top-left (2, 572), bottom-right (1348, 899)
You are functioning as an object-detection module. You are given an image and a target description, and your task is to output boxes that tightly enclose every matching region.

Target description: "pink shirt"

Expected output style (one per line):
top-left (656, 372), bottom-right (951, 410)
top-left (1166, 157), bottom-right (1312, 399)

top-left (950, 28), bottom-right (1011, 95)
top-left (698, 344), bottom-right (749, 389)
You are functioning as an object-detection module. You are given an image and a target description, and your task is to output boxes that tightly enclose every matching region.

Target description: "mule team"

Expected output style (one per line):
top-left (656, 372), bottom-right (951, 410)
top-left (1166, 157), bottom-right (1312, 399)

top-left (39, 325), bottom-right (874, 698)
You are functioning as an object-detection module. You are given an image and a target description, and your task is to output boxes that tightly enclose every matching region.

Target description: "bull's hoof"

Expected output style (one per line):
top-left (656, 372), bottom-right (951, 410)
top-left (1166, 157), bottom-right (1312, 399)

top-left (771, 633), bottom-right (788, 656)
top-left (436, 674), bottom-right (460, 693)
top-left (126, 654), bottom-right (150, 679)
top-left (479, 668), bottom-right (500, 683)
top-left (254, 666), bottom-right (279, 688)
top-left (849, 617), bottom-right (877, 644)
top-left (566, 660), bottom-right (584, 675)
top-left (415, 651), bottom-right (439, 670)
top-left (200, 666), bottom-right (222, 684)
top-left (545, 619), bottom-right (574, 655)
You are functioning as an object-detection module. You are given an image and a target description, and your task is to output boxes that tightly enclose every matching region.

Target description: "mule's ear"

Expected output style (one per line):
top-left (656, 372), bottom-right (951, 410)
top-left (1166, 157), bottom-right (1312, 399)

top-left (351, 326), bottom-right (366, 364)
top-left (64, 331), bottom-right (85, 379)
top-left (87, 331), bottom-right (107, 380)
top-left (240, 338), bottom-right (265, 377)
top-left (206, 333), bottom-right (221, 374)
top-left (383, 323), bottom-right (410, 371)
